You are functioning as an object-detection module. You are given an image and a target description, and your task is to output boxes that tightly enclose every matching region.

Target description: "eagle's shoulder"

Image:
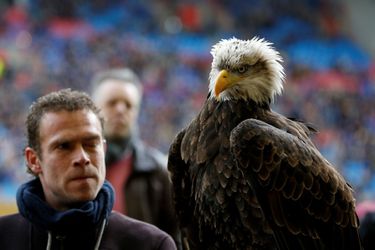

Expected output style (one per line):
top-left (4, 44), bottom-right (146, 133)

top-left (229, 118), bottom-right (361, 249)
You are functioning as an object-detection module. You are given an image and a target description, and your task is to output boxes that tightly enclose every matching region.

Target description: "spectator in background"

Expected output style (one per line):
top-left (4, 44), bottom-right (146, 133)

top-left (0, 89), bottom-right (176, 250)
top-left (356, 200), bottom-right (375, 249)
top-left (360, 211), bottom-right (375, 249)
top-left (91, 68), bottom-right (180, 247)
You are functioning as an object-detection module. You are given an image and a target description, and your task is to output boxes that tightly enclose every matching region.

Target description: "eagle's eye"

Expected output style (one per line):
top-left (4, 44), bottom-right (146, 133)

top-left (237, 65), bottom-right (248, 74)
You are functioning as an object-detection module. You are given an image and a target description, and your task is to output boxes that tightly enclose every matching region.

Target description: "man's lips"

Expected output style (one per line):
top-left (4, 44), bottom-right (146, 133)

top-left (108, 117), bottom-right (128, 128)
top-left (70, 175), bottom-right (96, 181)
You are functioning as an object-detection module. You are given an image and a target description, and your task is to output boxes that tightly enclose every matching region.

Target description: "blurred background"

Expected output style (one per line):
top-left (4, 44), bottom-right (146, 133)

top-left (0, 0), bottom-right (374, 215)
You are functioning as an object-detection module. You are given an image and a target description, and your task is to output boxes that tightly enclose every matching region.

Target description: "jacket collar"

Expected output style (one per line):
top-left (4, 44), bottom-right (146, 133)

top-left (131, 137), bottom-right (168, 172)
top-left (106, 135), bottom-right (167, 172)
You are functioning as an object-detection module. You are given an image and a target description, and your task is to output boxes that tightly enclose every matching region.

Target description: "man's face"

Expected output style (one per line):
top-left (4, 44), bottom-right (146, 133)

top-left (94, 79), bottom-right (140, 140)
top-left (25, 109), bottom-right (106, 210)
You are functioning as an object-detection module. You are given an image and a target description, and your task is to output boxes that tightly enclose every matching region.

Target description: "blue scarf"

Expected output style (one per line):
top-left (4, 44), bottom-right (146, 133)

top-left (16, 178), bottom-right (114, 234)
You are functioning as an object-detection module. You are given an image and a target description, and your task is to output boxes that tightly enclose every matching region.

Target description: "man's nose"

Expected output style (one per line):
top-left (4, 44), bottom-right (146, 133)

top-left (74, 146), bottom-right (90, 166)
top-left (114, 102), bottom-right (128, 113)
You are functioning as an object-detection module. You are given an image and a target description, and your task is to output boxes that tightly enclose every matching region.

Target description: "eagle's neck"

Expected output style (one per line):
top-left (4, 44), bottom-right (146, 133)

top-left (214, 98), bottom-right (270, 113)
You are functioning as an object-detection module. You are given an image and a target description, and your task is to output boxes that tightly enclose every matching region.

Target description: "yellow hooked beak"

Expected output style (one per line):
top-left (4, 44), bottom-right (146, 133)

top-left (214, 69), bottom-right (241, 97)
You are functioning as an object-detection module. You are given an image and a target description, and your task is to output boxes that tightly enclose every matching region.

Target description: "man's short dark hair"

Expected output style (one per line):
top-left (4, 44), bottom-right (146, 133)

top-left (26, 88), bottom-right (104, 158)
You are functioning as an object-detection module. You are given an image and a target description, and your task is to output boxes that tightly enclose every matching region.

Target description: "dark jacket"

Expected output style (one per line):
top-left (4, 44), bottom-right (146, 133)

top-left (106, 137), bottom-right (180, 246)
top-left (0, 211), bottom-right (176, 250)
top-left (360, 211), bottom-right (375, 250)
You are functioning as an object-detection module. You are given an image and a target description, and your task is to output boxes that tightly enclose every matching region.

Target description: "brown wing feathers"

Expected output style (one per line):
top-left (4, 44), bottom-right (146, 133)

top-left (230, 118), bottom-right (361, 249)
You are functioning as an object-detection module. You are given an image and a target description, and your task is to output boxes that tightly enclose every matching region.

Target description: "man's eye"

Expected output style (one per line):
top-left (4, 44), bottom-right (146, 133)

top-left (108, 100), bottom-right (117, 107)
top-left (85, 142), bottom-right (98, 148)
top-left (237, 65), bottom-right (248, 73)
top-left (84, 140), bottom-right (100, 149)
top-left (57, 143), bottom-right (70, 150)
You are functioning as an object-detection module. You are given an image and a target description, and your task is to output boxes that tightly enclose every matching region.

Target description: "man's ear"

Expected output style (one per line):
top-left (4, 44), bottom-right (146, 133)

top-left (25, 147), bottom-right (42, 175)
top-left (103, 139), bottom-right (107, 153)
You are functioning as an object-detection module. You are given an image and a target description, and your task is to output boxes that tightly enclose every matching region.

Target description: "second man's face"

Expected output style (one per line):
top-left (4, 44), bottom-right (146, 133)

top-left (94, 79), bottom-right (141, 140)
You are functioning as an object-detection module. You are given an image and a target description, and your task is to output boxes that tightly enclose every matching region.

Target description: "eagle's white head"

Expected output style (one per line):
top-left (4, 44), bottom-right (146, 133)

top-left (209, 37), bottom-right (285, 104)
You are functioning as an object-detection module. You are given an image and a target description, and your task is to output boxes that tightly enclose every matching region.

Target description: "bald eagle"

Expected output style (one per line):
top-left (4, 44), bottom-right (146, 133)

top-left (168, 37), bottom-right (362, 250)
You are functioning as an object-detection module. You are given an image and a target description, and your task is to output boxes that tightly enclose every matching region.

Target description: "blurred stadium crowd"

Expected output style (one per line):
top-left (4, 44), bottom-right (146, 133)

top-left (0, 0), bottom-right (374, 204)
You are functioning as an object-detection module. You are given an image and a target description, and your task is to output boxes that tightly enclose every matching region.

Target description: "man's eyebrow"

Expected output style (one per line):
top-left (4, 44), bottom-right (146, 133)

top-left (50, 134), bottom-right (101, 146)
top-left (48, 138), bottom-right (70, 149)
top-left (83, 134), bottom-right (102, 140)
top-left (83, 136), bottom-right (103, 144)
